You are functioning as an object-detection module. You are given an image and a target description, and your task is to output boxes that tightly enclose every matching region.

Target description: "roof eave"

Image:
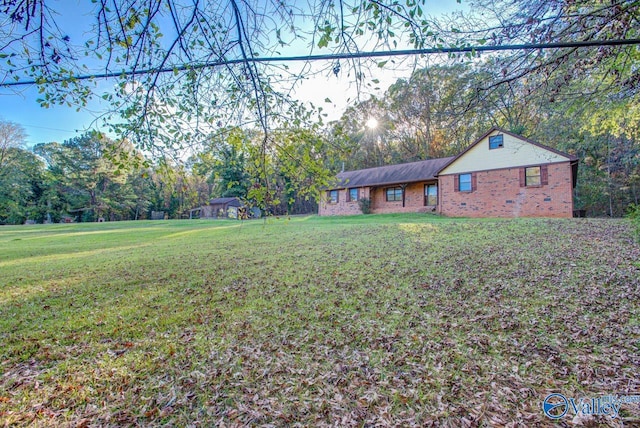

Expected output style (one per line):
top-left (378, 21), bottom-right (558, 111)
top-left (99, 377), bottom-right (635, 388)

top-left (330, 177), bottom-right (439, 190)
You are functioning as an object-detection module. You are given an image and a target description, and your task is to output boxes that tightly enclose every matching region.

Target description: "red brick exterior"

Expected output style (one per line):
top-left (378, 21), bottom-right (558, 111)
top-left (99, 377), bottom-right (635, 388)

top-left (369, 182), bottom-right (437, 214)
top-left (318, 182), bottom-right (438, 215)
top-left (438, 162), bottom-right (574, 218)
top-left (318, 187), bottom-right (371, 216)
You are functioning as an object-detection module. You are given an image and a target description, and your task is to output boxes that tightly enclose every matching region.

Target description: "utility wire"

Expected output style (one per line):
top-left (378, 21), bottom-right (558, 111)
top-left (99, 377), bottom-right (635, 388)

top-left (2, 38), bottom-right (640, 87)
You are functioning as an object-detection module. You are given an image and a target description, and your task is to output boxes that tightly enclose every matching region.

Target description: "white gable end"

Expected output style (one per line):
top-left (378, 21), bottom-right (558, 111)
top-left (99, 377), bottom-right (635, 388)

top-left (439, 130), bottom-right (570, 175)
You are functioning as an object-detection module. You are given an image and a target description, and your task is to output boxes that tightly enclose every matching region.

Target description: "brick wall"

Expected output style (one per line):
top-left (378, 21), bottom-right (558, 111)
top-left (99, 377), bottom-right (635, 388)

top-left (318, 187), bottom-right (371, 216)
top-left (439, 162), bottom-right (574, 218)
top-left (318, 182), bottom-right (439, 215)
top-left (370, 181), bottom-right (437, 214)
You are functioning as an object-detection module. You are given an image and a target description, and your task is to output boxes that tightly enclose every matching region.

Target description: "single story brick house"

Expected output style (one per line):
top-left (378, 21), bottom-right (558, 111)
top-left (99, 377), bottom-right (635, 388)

top-left (319, 127), bottom-right (579, 218)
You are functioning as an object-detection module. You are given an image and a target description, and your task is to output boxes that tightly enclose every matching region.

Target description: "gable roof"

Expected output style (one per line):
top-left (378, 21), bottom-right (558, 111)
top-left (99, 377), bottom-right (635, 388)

top-left (436, 127), bottom-right (578, 175)
top-left (209, 197), bottom-right (242, 206)
top-left (331, 156), bottom-right (455, 189)
top-left (328, 128), bottom-right (579, 190)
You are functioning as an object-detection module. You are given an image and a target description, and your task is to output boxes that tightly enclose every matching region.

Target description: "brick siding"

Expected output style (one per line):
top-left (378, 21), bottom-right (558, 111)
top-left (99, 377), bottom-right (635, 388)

top-left (319, 182), bottom-right (438, 215)
top-left (318, 187), bottom-right (371, 216)
top-left (370, 182), bottom-right (436, 214)
top-left (438, 162), bottom-right (574, 218)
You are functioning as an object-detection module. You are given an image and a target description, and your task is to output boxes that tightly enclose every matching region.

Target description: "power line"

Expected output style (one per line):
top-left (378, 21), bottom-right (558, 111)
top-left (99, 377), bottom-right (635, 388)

top-left (2, 38), bottom-right (640, 88)
top-left (20, 123), bottom-right (79, 133)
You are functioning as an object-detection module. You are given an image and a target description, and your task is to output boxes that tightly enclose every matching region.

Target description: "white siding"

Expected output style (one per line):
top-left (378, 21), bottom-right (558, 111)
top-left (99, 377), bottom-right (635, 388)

top-left (439, 130), bottom-right (569, 175)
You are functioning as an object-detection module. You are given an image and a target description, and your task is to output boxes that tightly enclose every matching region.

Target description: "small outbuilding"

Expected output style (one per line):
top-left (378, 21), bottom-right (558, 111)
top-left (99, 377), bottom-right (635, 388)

top-left (190, 197), bottom-right (245, 219)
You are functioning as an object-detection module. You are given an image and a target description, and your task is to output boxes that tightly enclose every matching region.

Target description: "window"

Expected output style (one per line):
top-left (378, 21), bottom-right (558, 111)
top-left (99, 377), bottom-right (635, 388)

top-left (455, 173), bottom-right (476, 192)
top-left (525, 166), bottom-right (541, 186)
top-left (424, 184), bottom-right (438, 206)
top-left (459, 173), bottom-right (472, 192)
top-left (520, 165), bottom-right (548, 187)
top-left (328, 190), bottom-right (339, 203)
top-left (489, 135), bottom-right (504, 149)
top-left (386, 187), bottom-right (403, 202)
top-left (348, 188), bottom-right (359, 202)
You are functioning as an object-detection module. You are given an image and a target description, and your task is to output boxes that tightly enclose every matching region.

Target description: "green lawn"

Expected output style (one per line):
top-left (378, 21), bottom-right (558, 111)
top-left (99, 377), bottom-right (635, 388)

top-left (1, 215), bottom-right (639, 426)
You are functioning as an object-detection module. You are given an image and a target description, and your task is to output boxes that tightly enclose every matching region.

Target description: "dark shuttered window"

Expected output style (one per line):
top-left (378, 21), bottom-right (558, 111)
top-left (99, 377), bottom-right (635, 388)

top-left (522, 165), bottom-right (548, 187)
top-left (457, 173), bottom-right (476, 192)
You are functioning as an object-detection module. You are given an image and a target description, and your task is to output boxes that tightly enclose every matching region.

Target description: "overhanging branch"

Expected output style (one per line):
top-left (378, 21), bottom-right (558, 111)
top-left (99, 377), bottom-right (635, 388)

top-left (3, 38), bottom-right (640, 87)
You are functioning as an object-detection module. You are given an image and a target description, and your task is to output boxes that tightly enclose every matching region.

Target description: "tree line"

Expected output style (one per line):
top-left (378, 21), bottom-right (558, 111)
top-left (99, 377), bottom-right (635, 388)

top-left (2, 58), bottom-right (638, 224)
top-left (0, 125), bottom-right (338, 224)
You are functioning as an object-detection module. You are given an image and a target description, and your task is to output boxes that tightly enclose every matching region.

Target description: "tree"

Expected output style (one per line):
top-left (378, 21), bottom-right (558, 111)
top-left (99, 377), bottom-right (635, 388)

top-left (327, 95), bottom-right (403, 169)
top-left (126, 169), bottom-right (155, 220)
top-left (0, 1), bottom-right (444, 154)
top-left (0, 119), bottom-right (27, 171)
top-left (384, 64), bottom-right (488, 159)
top-left (0, 147), bottom-right (46, 224)
top-left (33, 131), bottom-right (145, 220)
top-left (439, 0), bottom-right (640, 106)
top-left (273, 127), bottom-right (339, 213)
top-left (144, 159), bottom-right (208, 219)
top-left (2, 2), bottom-right (637, 156)
top-left (576, 99), bottom-right (640, 216)
top-left (193, 129), bottom-right (251, 199)
top-left (329, 63), bottom-right (496, 170)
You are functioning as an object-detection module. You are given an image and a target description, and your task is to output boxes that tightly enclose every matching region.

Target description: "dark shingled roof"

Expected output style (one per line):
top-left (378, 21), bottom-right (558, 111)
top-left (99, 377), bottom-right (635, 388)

top-left (209, 197), bottom-right (243, 206)
top-left (332, 156), bottom-right (455, 189)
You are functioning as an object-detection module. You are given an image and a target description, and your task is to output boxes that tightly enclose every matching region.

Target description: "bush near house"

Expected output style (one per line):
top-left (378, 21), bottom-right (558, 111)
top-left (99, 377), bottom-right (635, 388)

top-left (358, 197), bottom-right (372, 214)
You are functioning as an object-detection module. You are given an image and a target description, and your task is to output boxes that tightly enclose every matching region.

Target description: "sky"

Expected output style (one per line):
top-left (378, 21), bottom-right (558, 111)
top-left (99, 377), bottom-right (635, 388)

top-left (0, 1), bottom-right (469, 148)
top-left (0, 85), bottom-right (112, 147)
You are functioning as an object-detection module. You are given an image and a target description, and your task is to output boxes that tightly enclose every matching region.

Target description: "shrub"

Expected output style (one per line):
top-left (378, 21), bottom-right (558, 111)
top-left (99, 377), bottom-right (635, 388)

top-left (358, 197), bottom-right (372, 214)
top-left (626, 203), bottom-right (640, 241)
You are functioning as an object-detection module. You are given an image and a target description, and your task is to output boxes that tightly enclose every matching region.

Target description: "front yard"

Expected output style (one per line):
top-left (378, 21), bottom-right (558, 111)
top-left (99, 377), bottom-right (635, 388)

top-left (1, 215), bottom-right (638, 426)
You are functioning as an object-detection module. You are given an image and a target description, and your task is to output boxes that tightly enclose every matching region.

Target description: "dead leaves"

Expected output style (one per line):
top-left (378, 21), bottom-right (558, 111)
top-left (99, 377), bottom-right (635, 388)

top-left (0, 218), bottom-right (639, 426)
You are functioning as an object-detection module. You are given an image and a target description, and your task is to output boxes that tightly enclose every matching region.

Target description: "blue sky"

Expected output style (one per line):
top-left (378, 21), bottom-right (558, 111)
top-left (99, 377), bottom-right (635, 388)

top-left (0, 1), bottom-right (468, 148)
top-left (0, 87), bottom-right (111, 147)
top-left (0, 1), bottom-right (110, 147)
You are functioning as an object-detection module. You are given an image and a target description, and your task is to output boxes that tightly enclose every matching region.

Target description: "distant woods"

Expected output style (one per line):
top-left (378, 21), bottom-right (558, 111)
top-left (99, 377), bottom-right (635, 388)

top-left (0, 124), bottom-right (338, 224)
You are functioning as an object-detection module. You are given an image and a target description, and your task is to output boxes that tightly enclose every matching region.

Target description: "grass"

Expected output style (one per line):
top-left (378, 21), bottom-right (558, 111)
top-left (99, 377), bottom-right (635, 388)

top-left (1, 214), bottom-right (639, 426)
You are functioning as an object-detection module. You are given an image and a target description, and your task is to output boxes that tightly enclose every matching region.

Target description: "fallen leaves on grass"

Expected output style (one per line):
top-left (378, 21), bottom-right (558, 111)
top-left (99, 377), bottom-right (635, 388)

top-left (0, 217), bottom-right (638, 426)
